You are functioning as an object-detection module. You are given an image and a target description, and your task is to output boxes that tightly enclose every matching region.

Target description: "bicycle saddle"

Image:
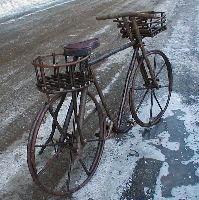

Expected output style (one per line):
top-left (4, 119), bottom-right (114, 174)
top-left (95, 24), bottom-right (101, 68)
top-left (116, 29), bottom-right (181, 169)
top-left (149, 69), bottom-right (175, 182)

top-left (63, 38), bottom-right (100, 56)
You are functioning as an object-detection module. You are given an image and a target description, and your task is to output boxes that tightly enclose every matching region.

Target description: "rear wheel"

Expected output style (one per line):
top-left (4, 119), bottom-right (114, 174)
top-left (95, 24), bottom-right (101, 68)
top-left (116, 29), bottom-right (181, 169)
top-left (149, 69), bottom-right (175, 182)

top-left (27, 91), bottom-right (105, 196)
top-left (130, 50), bottom-right (172, 127)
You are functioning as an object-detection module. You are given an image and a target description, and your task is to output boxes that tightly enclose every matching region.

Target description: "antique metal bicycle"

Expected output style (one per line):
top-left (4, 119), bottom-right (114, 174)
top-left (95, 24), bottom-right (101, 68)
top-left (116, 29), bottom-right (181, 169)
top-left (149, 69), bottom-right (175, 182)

top-left (27, 11), bottom-right (172, 196)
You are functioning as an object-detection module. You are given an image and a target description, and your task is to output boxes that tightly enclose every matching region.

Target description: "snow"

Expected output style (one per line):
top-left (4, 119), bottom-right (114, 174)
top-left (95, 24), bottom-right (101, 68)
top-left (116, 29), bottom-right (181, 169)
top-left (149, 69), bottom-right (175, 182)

top-left (73, 91), bottom-right (199, 200)
top-left (0, 0), bottom-right (76, 24)
top-left (0, 0), bottom-right (73, 18)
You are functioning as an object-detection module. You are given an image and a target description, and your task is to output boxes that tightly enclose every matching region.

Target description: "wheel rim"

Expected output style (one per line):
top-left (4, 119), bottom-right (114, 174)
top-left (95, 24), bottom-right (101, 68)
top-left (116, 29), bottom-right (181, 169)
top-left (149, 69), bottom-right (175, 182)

top-left (27, 92), bottom-right (105, 196)
top-left (130, 50), bottom-right (172, 127)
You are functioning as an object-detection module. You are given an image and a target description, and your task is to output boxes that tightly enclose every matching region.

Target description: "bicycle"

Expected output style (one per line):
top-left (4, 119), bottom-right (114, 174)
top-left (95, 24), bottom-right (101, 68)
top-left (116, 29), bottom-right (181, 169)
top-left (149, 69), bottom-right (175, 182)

top-left (27, 11), bottom-right (172, 196)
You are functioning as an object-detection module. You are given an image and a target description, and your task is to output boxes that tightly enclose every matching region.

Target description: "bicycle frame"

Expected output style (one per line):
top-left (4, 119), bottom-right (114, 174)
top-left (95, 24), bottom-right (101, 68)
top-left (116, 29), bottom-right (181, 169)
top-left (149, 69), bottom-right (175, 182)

top-left (87, 41), bottom-right (142, 136)
top-left (86, 15), bottom-right (161, 135)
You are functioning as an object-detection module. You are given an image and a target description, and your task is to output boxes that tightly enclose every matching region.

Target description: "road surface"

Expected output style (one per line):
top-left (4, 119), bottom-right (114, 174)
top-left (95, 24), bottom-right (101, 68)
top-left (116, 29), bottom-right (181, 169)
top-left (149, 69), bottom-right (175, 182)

top-left (1, 0), bottom-right (199, 199)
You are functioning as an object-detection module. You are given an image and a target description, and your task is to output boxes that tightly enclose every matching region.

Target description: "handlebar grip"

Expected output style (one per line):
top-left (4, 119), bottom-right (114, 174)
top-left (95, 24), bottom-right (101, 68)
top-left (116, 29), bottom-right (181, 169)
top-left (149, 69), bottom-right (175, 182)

top-left (96, 11), bottom-right (156, 20)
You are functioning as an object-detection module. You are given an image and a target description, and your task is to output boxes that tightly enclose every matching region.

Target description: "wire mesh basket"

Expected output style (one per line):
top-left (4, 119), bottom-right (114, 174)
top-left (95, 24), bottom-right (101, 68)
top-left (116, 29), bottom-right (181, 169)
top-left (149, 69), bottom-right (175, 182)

top-left (115, 11), bottom-right (166, 39)
top-left (32, 53), bottom-right (92, 94)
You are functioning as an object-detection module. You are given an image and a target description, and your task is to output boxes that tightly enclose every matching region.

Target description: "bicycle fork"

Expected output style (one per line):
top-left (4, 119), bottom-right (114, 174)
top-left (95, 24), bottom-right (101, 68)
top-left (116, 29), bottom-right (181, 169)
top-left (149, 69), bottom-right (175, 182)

top-left (129, 17), bottom-right (159, 88)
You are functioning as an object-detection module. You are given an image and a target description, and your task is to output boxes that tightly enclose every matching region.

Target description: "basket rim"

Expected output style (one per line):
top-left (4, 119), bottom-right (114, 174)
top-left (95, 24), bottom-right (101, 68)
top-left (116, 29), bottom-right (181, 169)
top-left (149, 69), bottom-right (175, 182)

top-left (32, 53), bottom-right (89, 68)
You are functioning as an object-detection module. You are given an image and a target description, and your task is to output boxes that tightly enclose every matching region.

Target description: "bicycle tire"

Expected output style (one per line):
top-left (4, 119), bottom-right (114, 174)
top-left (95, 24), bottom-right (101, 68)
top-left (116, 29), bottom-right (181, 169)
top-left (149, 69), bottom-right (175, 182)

top-left (27, 91), bottom-right (105, 196)
top-left (130, 50), bottom-right (172, 127)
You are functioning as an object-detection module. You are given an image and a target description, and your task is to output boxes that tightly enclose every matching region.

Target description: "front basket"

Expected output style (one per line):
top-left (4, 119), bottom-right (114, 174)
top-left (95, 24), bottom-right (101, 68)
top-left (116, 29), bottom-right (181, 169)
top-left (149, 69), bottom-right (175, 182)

top-left (115, 11), bottom-right (166, 39)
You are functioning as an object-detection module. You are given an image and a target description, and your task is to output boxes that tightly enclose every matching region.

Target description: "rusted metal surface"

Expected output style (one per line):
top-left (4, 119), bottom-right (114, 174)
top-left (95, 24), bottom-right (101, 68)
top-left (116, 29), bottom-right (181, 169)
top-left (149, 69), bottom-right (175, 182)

top-left (88, 40), bottom-right (136, 65)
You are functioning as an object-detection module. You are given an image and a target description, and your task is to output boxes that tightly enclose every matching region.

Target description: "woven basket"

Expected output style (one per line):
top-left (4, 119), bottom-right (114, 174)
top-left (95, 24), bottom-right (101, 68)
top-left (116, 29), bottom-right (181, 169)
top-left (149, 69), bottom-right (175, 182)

top-left (32, 53), bottom-right (92, 94)
top-left (115, 11), bottom-right (166, 39)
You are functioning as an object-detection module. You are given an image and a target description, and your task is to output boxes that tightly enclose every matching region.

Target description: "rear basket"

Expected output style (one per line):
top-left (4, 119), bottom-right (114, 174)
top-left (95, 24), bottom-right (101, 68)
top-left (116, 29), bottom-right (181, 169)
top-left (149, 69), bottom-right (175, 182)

top-left (32, 53), bottom-right (92, 94)
top-left (116, 11), bottom-right (166, 38)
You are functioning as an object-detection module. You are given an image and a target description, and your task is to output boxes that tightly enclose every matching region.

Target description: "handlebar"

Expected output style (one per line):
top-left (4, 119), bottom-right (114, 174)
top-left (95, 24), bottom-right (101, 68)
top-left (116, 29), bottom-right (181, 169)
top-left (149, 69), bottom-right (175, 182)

top-left (96, 11), bottom-right (156, 20)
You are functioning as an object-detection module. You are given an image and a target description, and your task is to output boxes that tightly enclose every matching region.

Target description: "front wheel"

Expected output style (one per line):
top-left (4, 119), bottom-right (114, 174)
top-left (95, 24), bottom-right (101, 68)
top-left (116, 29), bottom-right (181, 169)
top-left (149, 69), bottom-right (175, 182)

top-left (27, 91), bottom-right (105, 196)
top-left (130, 50), bottom-right (172, 127)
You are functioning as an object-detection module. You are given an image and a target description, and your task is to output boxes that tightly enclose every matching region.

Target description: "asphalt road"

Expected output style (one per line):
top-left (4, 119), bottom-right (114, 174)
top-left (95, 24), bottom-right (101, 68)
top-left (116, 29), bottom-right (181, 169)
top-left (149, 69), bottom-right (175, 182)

top-left (1, 0), bottom-right (199, 199)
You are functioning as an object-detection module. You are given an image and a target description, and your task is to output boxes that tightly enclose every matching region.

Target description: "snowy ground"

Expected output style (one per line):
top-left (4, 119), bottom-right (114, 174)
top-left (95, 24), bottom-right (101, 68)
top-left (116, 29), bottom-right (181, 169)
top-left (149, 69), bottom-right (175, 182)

top-left (1, 0), bottom-right (199, 199)
top-left (72, 91), bottom-right (199, 200)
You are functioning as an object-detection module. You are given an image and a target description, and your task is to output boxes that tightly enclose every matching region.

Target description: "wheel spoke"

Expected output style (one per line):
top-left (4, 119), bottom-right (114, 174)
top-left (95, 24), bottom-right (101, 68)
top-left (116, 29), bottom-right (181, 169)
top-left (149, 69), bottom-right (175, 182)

top-left (38, 128), bottom-right (56, 155)
top-left (86, 139), bottom-right (104, 142)
top-left (153, 54), bottom-right (157, 71)
top-left (38, 147), bottom-right (64, 175)
top-left (155, 63), bottom-right (166, 77)
top-left (36, 142), bottom-right (78, 151)
top-left (135, 89), bottom-right (149, 112)
top-left (150, 89), bottom-right (153, 121)
top-left (159, 84), bottom-right (169, 88)
top-left (84, 108), bottom-right (97, 123)
top-left (152, 90), bottom-right (163, 112)
top-left (79, 158), bottom-right (91, 176)
top-left (66, 150), bottom-right (74, 192)
top-left (49, 107), bottom-right (66, 138)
